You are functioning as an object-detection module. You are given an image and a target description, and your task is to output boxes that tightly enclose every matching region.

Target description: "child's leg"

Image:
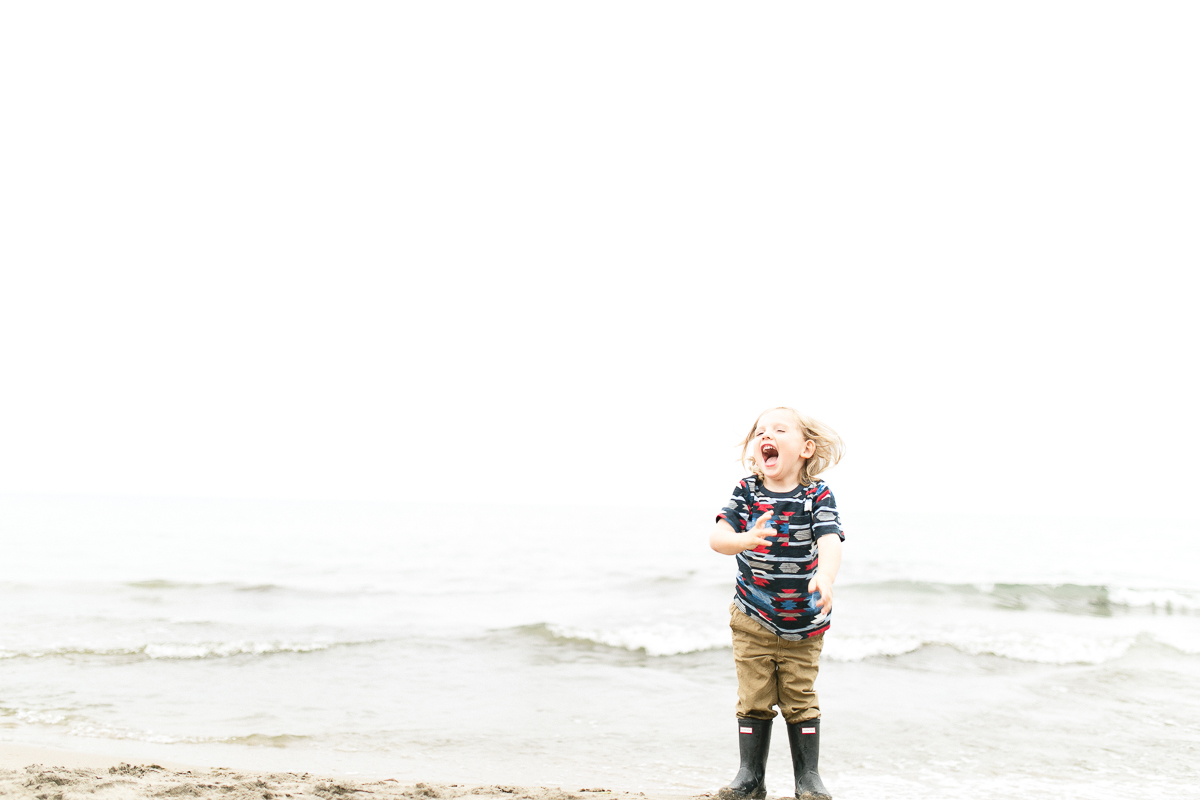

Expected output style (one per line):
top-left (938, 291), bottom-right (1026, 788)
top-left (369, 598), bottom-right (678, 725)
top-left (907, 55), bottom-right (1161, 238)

top-left (776, 633), bottom-right (824, 723)
top-left (720, 604), bottom-right (778, 800)
top-left (729, 604), bottom-right (779, 720)
top-left (778, 634), bottom-right (831, 800)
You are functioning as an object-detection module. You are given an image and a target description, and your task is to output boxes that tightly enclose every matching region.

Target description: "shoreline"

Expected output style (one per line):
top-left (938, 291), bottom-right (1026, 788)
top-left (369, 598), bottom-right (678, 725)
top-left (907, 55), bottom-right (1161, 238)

top-left (0, 742), bottom-right (702, 800)
top-left (0, 742), bottom-right (200, 772)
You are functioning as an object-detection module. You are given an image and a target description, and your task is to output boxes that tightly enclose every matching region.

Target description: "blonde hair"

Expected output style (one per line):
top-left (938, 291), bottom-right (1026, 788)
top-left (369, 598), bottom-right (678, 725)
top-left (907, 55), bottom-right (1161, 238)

top-left (739, 407), bottom-right (844, 486)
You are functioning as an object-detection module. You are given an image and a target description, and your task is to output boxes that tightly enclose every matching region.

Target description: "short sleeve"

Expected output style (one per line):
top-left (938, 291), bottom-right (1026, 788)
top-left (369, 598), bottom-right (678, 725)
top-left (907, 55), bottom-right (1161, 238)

top-left (811, 483), bottom-right (844, 541)
top-left (716, 479), bottom-right (752, 533)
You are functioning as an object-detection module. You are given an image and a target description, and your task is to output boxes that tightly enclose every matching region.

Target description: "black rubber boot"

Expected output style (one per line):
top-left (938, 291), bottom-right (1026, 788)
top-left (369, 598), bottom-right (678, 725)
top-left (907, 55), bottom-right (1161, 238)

top-left (787, 718), bottom-right (831, 800)
top-left (717, 717), bottom-right (771, 800)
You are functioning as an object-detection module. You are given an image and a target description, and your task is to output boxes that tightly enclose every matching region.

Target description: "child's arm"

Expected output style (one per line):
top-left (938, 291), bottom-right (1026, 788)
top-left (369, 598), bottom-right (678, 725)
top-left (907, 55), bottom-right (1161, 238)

top-left (710, 512), bottom-right (774, 555)
top-left (808, 533), bottom-right (842, 614)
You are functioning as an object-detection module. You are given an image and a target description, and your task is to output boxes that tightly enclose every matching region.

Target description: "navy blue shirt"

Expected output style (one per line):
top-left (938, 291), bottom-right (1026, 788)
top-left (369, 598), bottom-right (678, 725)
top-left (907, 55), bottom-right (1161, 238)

top-left (717, 477), bottom-right (844, 639)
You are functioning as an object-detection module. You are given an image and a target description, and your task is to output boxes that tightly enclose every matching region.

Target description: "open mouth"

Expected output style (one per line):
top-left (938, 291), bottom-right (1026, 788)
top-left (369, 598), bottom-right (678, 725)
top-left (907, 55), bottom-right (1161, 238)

top-left (761, 443), bottom-right (779, 468)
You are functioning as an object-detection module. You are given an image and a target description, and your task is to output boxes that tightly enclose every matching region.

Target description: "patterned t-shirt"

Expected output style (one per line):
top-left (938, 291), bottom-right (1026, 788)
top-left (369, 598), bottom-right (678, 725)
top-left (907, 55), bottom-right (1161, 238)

top-left (716, 476), bottom-right (844, 640)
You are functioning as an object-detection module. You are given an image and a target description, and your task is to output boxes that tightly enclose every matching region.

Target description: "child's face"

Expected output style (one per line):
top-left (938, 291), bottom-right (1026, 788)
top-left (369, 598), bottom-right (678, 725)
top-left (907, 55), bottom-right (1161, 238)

top-left (752, 409), bottom-right (816, 488)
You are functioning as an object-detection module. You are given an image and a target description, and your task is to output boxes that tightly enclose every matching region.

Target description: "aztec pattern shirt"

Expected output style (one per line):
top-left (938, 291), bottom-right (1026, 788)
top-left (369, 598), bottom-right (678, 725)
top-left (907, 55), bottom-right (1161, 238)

top-left (717, 477), bottom-right (844, 640)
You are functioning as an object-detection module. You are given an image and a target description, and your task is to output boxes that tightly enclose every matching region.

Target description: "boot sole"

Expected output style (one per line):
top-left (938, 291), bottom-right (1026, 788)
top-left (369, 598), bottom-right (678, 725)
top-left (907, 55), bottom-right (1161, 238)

top-left (717, 788), bottom-right (767, 800)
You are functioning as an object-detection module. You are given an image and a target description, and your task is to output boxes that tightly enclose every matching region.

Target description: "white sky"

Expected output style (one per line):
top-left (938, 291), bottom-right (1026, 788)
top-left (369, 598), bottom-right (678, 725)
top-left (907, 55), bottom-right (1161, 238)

top-left (1, 2), bottom-right (1197, 520)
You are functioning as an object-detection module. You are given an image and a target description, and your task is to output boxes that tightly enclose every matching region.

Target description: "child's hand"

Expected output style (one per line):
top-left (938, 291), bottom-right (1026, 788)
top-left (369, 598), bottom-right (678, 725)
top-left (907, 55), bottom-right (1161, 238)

top-left (740, 511), bottom-right (774, 552)
top-left (808, 572), bottom-right (834, 614)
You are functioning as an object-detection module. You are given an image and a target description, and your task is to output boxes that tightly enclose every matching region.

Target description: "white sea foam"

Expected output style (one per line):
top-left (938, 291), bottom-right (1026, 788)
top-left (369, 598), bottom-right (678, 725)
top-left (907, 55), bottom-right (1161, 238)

top-left (8, 703), bottom-right (306, 747)
top-left (1109, 587), bottom-right (1200, 611)
top-left (543, 614), bottom-right (1164, 665)
top-left (65, 721), bottom-right (187, 744)
top-left (1144, 628), bottom-right (1200, 656)
top-left (0, 641), bottom-right (336, 660)
top-left (142, 641), bottom-right (332, 659)
top-left (546, 622), bottom-right (728, 656)
top-left (15, 709), bottom-right (67, 725)
top-left (545, 622), bottom-right (1165, 665)
top-left (825, 632), bottom-right (1135, 665)
top-left (953, 634), bottom-right (1134, 664)
top-left (822, 634), bottom-right (925, 661)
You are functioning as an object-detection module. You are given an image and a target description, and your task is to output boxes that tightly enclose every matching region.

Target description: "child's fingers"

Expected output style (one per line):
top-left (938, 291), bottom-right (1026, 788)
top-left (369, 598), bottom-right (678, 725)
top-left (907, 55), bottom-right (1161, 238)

top-left (743, 513), bottom-right (775, 551)
top-left (808, 577), bottom-right (833, 612)
top-left (743, 532), bottom-right (771, 552)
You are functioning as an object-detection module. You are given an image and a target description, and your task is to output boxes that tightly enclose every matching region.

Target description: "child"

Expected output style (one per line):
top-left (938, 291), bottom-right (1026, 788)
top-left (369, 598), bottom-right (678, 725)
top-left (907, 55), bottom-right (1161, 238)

top-left (710, 407), bottom-right (845, 800)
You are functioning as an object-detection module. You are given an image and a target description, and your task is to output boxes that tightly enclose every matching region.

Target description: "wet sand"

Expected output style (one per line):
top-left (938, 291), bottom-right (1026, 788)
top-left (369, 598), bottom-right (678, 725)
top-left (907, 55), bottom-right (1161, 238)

top-left (0, 743), bottom-right (699, 800)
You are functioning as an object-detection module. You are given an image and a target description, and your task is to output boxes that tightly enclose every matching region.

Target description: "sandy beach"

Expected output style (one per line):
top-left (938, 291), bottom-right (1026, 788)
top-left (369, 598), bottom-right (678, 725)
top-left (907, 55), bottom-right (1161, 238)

top-left (0, 743), bottom-right (693, 800)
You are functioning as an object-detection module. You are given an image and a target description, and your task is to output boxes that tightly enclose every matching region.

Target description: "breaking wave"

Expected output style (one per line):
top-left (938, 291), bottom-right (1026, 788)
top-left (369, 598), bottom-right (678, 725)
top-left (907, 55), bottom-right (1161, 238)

top-left (843, 580), bottom-right (1200, 615)
top-left (525, 579), bottom-right (1200, 664)
top-left (4, 706), bottom-right (315, 746)
top-left (823, 632), bottom-right (1139, 665)
top-left (1108, 587), bottom-right (1200, 611)
top-left (544, 622), bottom-right (728, 656)
top-left (536, 623), bottom-right (1198, 665)
top-left (0, 640), bottom-right (360, 661)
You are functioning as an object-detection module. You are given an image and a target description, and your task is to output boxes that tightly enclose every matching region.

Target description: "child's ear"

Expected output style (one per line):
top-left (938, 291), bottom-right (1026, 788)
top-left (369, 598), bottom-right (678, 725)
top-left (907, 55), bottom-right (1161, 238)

top-left (801, 439), bottom-right (816, 459)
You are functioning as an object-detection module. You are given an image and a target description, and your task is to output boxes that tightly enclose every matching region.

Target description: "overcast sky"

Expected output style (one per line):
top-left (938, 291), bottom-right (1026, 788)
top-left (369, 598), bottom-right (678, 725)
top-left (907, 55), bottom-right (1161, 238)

top-left (1, 2), bottom-right (1196, 521)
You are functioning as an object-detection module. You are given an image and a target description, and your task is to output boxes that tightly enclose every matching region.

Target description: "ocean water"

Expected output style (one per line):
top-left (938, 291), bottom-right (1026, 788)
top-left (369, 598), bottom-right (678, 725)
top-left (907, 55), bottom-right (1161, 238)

top-left (1, 495), bottom-right (1198, 799)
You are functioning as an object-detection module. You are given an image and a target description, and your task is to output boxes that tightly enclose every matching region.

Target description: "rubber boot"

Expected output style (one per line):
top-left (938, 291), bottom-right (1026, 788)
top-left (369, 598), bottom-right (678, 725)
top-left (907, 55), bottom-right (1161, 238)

top-left (787, 718), bottom-right (831, 800)
top-left (717, 717), bottom-right (771, 800)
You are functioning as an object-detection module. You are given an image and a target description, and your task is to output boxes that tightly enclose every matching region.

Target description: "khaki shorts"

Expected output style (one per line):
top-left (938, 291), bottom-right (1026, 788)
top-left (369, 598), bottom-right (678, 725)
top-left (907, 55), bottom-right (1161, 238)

top-left (730, 603), bottom-right (824, 724)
